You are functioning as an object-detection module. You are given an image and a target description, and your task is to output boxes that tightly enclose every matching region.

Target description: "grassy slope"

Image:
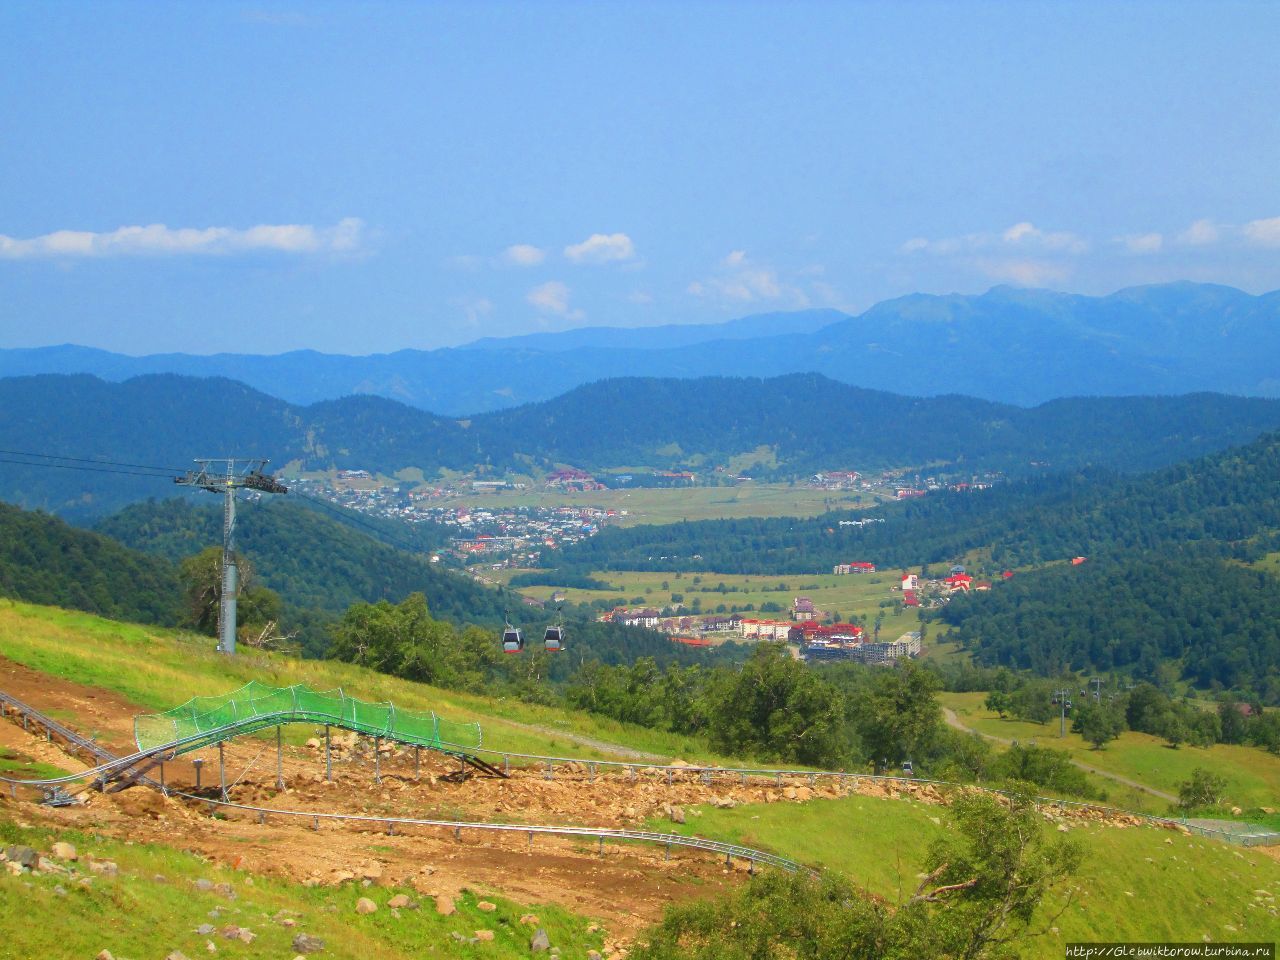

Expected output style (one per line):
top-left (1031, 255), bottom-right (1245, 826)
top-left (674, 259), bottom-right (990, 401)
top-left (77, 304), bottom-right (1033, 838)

top-left (4, 599), bottom-right (1280, 952)
top-left (942, 691), bottom-right (1280, 814)
top-left (658, 795), bottom-right (1280, 953)
top-left (0, 599), bottom-right (731, 765)
top-left (0, 817), bottom-right (602, 960)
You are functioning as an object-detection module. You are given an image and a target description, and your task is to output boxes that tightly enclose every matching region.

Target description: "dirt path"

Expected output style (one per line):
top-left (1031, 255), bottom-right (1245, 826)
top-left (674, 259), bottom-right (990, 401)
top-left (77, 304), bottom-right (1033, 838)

top-left (942, 707), bottom-right (1178, 803)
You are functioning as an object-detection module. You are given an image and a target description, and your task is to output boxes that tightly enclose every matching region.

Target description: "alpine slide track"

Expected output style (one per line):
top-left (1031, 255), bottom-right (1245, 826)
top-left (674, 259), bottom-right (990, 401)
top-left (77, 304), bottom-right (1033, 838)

top-left (2, 682), bottom-right (1275, 874)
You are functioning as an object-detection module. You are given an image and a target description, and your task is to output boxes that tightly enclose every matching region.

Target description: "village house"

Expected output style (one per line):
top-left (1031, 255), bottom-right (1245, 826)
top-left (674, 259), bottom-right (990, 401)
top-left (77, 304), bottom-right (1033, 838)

top-left (792, 597), bottom-right (818, 622)
top-left (738, 618), bottom-right (793, 641)
top-left (832, 561), bottom-right (877, 575)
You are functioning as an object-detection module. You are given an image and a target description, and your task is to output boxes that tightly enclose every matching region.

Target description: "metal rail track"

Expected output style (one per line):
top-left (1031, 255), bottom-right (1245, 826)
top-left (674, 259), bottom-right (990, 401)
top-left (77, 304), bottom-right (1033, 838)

top-left (0, 690), bottom-right (805, 871)
top-left (3, 689), bottom-right (1276, 849)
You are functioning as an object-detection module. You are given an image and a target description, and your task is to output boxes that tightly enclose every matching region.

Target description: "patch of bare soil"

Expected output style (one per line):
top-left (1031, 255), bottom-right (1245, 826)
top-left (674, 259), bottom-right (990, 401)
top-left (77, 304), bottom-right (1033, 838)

top-left (0, 659), bottom-right (1197, 937)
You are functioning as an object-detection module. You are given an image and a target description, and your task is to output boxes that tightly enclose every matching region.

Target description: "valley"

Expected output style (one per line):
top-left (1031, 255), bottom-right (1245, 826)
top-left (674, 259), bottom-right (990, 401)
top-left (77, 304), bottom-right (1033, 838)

top-left (10, 8), bottom-right (1280, 956)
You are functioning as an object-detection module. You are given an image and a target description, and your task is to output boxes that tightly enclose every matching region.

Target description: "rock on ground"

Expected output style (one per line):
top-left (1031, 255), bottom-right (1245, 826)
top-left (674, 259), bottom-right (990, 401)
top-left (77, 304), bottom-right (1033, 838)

top-left (50, 841), bottom-right (77, 861)
top-left (356, 897), bottom-right (377, 915)
top-left (292, 932), bottom-right (326, 954)
top-left (531, 928), bottom-right (552, 952)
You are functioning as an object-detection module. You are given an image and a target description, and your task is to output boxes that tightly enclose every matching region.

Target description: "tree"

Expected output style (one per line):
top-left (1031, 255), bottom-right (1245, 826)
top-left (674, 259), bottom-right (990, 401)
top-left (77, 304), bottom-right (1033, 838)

top-left (702, 644), bottom-right (849, 767)
top-left (629, 787), bottom-right (1081, 960)
top-left (1176, 767), bottom-right (1227, 811)
top-left (178, 545), bottom-right (280, 638)
top-left (1217, 701), bottom-right (1248, 745)
top-left (1073, 701), bottom-right (1124, 749)
top-left (328, 593), bottom-right (497, 693)
top-left (1161, 715), bottom-right (1188, 749)
top-left (851, 661), bottom-right (941, 771)
top-left (900, 788), bottom-right (1084, 959)
top-left (984, 690), bottom-right (1013, 719)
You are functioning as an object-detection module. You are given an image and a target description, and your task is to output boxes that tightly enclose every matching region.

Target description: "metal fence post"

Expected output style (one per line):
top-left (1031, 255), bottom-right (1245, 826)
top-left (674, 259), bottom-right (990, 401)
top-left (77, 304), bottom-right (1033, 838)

top-left (375, 736), bottom-right (382, 785)
top-left (415, 746), bottom-right (421, 780)
top-left (325, 725), bottom-right (332, 782)
top-left (218, 741), bottom-right (227, 802)
top-left (276, 725), bottom-right (284, 790)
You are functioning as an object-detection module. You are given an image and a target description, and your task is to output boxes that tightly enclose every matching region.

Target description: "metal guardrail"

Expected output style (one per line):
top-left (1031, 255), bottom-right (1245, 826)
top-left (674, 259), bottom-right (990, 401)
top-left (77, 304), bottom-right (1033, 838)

top-left (166, 788), bottom-right (806, 872)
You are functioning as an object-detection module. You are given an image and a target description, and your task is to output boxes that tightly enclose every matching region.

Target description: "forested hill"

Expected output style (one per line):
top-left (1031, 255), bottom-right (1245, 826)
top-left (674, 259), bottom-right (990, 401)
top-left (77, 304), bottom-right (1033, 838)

top-left (553, 430), bottom-right (1280, 574)
top-left (474, 378), bottom-right (1280, 479)
top-left (0, 501), bottom-right (180, 625)
top-left (6, 371), bottom-right (1280, 517)
top-left (549, 432), bottom-right (1280, 698)
top-left (94, 497), bottom-right (509, 627)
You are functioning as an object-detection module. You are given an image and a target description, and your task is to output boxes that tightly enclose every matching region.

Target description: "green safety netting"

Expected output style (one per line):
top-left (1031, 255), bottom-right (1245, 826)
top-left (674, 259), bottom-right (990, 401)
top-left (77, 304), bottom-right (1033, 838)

top-left (134, 680), bottom-right (482, 755)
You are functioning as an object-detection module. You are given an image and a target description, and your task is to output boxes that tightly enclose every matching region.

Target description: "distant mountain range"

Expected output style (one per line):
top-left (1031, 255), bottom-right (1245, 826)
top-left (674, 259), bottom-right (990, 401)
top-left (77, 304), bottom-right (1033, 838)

top-left (4, 283), bottom-right (1279, 414)
top-left (4, 371), bottom-right (1280, 518)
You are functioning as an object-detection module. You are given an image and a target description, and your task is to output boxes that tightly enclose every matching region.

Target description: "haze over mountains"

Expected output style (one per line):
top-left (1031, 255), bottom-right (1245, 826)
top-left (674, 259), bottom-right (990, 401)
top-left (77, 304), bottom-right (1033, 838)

top-left (5, 282), bottom-right (1280, 415)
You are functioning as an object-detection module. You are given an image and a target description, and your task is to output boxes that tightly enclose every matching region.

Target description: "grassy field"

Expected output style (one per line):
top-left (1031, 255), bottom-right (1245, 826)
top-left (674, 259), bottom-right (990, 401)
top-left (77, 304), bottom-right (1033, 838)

top-left (0, 599), bottom-right (735, 766)
top-left (942, 691), bottom-right (1280, 815)
top-left (429, 482), bottom-right (882, 526)
top-left (0, 816), bottom-right (603, 960)
top-left (657, 794), bottom-right (1280, 952)
top-left (494, 568), bottom-right (925, 634)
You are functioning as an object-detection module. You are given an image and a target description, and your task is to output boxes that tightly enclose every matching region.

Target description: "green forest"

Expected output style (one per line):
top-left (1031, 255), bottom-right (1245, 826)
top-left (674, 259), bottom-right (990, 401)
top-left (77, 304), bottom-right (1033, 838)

top-left (5, 371), bottom-right (1280, 517)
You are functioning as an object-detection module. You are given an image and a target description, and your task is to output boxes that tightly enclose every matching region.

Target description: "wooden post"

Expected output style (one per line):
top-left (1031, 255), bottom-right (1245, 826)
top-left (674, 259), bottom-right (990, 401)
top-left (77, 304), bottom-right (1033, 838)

top-left (414, 746), bottom-right (421, 780)
top-left (325, 725), bottom-right (332, 782)
top-left (375, 736), bottom-right (381, 785)
top-left (276, 725), bottom-right (284, 790)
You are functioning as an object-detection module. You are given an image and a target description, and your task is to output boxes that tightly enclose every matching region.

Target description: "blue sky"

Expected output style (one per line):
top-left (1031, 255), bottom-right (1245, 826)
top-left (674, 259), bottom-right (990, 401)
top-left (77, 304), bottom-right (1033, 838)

top-left (2, 0), bottom-right (1278, 354)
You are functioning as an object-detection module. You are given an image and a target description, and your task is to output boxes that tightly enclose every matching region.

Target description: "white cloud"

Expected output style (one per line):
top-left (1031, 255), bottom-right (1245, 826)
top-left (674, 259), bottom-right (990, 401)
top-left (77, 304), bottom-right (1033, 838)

top-left (628, 290), bottom-right (654, 305)
top-left (501, 243), bottom-right (546, 266)
top-left (1118, 232), bottom-right (1164, 254)
top-left (564, 232), bottom-right (635, 264)
top-left (902, 222), bottom-right (1087, 257)
top-left (1243, 216), bottom-right (1280, 247)
top-left (1178, 219), bottom-right (1220, 246)
top-left (0, 218), bottom-right (363, 259)
top-left (688, 250), bottom-right (808, 306)
top-left (526, 280), bottom-right (583, 319)
top-left (1001, 222), bottom-right (1088, 254)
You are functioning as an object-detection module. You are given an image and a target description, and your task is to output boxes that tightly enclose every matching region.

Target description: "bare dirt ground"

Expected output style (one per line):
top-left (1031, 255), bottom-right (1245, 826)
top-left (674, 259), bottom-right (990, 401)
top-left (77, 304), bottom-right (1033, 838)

top-left (0, 657), bottom-right (1199, 937)
top-left (0, 658), bottom-right (746, 934)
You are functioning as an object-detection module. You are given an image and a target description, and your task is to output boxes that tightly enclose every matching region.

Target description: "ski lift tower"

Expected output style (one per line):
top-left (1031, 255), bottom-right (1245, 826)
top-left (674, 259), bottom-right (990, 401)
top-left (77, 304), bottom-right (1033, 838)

top-left (175, 458), bottom-right (287, 655)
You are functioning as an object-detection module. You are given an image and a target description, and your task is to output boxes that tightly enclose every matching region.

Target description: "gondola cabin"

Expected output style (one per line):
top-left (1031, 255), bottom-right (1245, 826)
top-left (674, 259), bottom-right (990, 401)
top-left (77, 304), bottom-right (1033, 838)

top-left (502, 625), bottom-right (525, 654)
top-left (543, 624), bottom-right (565, 653)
